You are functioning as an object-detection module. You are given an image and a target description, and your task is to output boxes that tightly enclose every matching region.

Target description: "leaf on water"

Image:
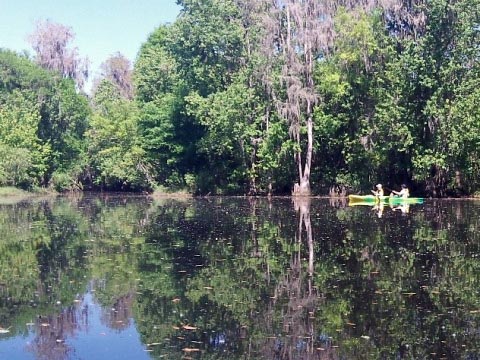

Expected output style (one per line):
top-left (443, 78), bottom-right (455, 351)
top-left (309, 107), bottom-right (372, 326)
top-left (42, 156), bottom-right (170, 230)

top-left (183, 348), bottom-right (200, 353)
top-left (346, 322), bottom-right (356, 326)
top-left (172, 298), bottom-right (180, 303)
top-left (469, 310), bottom-right (480, 313)
top-left (203, 286), bottom-right (213, 290)
top-left (183, 325), bottom-right (197, 330)
top-left (361, 335), bottom-right (370, 340)
top-left (172, 326), bottom-right (180, 330)
top-left (402, 292), bottom-right (416, 296)
top-left (316, 347), bottom-right (325, 351)
top-left (0, 327), bottom-right (10, 334)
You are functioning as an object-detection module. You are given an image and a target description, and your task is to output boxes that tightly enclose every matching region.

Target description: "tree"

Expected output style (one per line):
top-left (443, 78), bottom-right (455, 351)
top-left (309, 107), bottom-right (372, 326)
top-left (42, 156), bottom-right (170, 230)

top-left (86, 80), bottom-right (148, 190)
top-left (134, 25), bottom-right (188, 189)
top-left (96, 52), bottom-right (133, 99)
top-left (28, 19), bottom-right (88, 90)
top-left (0, 49), bottom-right (90, 189)
top-left (0, 91), bottom-right (50, 187)
top-left (134, 0), bottom-right (247, 193)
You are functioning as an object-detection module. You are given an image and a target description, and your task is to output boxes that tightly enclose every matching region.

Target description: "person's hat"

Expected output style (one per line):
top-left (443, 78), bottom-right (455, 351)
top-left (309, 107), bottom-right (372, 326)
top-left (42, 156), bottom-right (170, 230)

top-left (401, 184), bottom-right (407, 188)
top-left (376, 184), bottom-right (382, 188)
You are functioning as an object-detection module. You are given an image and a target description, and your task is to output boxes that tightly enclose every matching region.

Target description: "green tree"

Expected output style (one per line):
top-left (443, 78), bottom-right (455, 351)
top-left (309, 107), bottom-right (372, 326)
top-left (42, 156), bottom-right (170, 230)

top-left (87, 80), bottom-right (148, 190)
top-left (134, 26), bottom-right (187, 188)
top-left (134, 0), bottom-right (247, 193)
top-left (0, 90), bottom-right (50, 187)
top-left (0, 49), bottom-right (89, 190)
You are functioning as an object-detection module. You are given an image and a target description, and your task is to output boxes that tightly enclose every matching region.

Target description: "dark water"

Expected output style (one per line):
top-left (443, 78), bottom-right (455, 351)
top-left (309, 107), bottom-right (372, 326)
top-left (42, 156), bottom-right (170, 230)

top-left (0, 195), bottom-right (479, 359)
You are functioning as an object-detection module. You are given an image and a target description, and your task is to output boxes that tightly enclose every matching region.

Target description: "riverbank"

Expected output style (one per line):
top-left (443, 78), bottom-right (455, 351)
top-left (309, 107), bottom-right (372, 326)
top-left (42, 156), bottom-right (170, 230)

top-left (0, 186), bottom-right (56, 204)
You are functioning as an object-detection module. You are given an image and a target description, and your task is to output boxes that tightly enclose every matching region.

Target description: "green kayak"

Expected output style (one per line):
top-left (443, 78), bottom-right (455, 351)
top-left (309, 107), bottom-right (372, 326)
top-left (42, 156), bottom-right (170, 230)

top-left (348, 194), bottom-right (424, 205)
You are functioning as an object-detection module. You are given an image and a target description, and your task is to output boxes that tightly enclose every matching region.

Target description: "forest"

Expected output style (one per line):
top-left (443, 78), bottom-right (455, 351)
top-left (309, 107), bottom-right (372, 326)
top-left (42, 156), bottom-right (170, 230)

top-left (1, 0), bottom-right (480, 197)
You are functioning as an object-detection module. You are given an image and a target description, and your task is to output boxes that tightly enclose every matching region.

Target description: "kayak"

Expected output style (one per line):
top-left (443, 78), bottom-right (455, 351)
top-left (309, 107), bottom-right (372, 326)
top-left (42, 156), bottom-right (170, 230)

top-left (348, 194), bottom-right (424, 205)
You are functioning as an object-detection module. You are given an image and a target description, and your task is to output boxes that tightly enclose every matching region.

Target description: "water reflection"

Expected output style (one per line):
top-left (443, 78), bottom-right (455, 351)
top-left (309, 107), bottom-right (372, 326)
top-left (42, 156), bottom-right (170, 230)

top-left (0, 195), bottom-right (479, 359)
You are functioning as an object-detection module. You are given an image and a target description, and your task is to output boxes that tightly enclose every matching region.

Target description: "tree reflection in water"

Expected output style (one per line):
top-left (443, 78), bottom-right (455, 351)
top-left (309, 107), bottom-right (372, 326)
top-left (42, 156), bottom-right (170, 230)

top-left (260, 197), bottom-right (335, 360)
top-left (100, 292), bottom-right (134, 330)
top-left (1, 196), bottom-right (480, 359)
top-left (27, 302), bottom-right (87, 360)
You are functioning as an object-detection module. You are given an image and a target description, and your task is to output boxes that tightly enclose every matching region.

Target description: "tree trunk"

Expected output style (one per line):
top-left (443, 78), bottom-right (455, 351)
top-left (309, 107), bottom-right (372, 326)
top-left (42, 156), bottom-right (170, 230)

top-left (292, 100), bottom-right (313, 196)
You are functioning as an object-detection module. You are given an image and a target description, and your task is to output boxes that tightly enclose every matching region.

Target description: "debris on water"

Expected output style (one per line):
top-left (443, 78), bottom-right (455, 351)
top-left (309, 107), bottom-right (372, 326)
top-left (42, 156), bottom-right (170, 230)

top-left (147, 342), bottom-right (161, 346)
top-left (0, 327), bottom-right (10, 334)
top-left (182, 325), bottom-right (197, 330)
top-left (182, 347), bottom-right (200, 352)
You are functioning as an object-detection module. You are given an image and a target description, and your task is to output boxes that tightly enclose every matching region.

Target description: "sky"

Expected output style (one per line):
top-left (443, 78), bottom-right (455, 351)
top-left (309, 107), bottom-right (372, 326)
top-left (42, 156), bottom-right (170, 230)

top-left (0, 0), bottom-right (181, 91)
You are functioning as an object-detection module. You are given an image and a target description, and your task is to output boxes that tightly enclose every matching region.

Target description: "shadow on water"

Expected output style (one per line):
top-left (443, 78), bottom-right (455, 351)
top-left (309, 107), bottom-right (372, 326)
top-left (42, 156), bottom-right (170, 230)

top-left (0, 194), bottom-right (479, 359)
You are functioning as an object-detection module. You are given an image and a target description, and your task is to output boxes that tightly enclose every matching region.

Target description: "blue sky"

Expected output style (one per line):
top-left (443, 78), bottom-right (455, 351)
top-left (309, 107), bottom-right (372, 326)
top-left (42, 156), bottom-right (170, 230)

top-left (0, 0), bottom-right (180, 90)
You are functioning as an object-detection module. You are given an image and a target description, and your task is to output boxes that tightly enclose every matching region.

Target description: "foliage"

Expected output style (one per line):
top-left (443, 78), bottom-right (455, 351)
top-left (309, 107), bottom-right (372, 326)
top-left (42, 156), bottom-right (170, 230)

top-left (87, 79), bottom-right (148, 190)
top-left (0, 49), bottom-right (89, 190)
top-left (0, 79), bottom-right (50, 187)
top-left (2, 0), bottom-right (480, 195)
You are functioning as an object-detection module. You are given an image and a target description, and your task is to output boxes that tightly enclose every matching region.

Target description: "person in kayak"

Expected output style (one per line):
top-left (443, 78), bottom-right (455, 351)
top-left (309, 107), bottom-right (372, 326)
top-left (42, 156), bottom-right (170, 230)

top-left (391, 184), bottom-right (409, 198)
top-left (371, 184), bottom-right (384, 198)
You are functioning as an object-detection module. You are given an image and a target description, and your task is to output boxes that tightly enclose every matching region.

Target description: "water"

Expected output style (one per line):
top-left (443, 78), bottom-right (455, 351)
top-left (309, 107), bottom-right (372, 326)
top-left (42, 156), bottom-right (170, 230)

top-left (0, 195), bottom-right (479, 359)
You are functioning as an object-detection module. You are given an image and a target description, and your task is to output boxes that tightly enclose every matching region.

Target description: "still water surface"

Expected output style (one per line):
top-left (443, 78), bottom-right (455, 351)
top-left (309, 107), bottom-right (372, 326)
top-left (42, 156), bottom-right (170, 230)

top-left (0, 195), bottom-right (479, 359)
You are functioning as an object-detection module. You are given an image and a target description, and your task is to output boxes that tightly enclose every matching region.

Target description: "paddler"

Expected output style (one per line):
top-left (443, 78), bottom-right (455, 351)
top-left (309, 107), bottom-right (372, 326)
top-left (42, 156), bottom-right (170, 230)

top-left (391, 184), bottom-right (409, 198)
top-left (371, 184), bottom-right (384, 198)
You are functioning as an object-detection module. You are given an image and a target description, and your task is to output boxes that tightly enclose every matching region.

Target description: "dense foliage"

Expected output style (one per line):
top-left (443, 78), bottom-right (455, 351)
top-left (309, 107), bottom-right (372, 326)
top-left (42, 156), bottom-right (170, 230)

top-left (1, 0), bottom-right (480, 196)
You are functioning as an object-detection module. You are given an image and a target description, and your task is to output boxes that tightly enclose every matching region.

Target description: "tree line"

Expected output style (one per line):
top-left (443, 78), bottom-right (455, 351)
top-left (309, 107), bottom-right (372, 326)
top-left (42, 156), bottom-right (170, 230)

top-left (1, 0), bottom-right (480, 197)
